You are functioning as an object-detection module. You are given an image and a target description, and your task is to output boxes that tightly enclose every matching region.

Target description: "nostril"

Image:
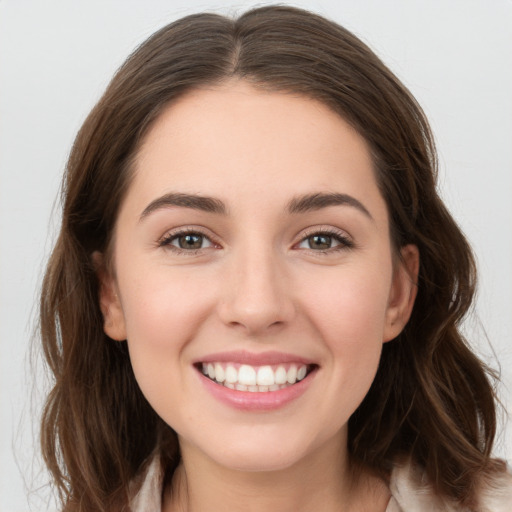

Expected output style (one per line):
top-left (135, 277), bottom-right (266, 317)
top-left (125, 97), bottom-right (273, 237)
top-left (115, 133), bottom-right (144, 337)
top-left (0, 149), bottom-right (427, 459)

top-left (216, 279), bottom-right (296, 333)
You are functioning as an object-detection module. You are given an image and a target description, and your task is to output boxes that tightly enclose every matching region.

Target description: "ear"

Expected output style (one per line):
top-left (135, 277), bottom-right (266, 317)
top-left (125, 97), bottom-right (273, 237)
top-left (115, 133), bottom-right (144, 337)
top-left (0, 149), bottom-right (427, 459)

top-left (92, 251), bottom-right (127, 341)
top-left (383, 244), bottom-right (419, 342)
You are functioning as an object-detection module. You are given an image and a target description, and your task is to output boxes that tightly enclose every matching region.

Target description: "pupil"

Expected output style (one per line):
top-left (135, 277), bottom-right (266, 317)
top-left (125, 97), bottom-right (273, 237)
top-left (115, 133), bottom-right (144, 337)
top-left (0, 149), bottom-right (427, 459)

top-left (309, 235), bottom-right (331, 250)
top-left (179, 234), bottom-right (202, 249)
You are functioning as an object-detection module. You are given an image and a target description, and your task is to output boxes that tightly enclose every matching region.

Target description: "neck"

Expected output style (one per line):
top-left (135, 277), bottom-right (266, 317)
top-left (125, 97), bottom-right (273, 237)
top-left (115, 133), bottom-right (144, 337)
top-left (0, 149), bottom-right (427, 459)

top-left (163, 435), bottom-right (390, 512)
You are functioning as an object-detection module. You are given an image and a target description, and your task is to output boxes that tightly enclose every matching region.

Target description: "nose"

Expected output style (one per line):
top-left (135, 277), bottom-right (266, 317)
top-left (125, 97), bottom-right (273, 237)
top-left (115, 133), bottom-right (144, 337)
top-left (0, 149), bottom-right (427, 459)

top-left (217, 246), bottom-right (296, 335)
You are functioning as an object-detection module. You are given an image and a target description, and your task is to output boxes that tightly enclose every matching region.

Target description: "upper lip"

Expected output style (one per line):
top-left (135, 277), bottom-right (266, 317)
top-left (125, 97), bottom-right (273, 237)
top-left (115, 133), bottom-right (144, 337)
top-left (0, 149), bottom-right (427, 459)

top-left (195, 350), bottom-right (315, 366)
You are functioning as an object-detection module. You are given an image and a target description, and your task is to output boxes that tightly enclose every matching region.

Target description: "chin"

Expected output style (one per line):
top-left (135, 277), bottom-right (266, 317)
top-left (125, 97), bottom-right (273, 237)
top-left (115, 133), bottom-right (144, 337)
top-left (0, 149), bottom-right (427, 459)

top-left (214, 449), bottom-right (305, 473)
top-left (196, 428), bottom-right (320, 474)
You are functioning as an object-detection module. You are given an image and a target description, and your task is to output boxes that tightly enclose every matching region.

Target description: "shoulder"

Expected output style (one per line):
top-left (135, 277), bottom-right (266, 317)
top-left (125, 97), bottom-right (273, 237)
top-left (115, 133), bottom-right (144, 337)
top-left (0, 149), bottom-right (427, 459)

top-left (389, 462), bottom-right (512, 512)
top-left (477, 469), bottom-right (512, 512)
top-left (129, 453), bottom-right (164, 512)
top-left (129, 453), bottom-right (512, 512)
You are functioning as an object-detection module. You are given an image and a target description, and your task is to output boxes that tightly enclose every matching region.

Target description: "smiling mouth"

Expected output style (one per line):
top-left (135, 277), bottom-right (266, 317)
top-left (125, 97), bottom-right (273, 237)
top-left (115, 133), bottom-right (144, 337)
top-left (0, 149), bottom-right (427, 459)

top-left (197, 362), bottom-right (316, 392)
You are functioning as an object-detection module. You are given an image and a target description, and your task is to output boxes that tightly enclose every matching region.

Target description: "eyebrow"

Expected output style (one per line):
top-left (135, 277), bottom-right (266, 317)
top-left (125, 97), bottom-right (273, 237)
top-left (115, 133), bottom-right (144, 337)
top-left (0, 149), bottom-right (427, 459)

top-left (287, 192), bottom-right (373, 220)
top-left (139, 191), bottom-right (372, 221)
top-left (140, 192), bottom-right (226, 220)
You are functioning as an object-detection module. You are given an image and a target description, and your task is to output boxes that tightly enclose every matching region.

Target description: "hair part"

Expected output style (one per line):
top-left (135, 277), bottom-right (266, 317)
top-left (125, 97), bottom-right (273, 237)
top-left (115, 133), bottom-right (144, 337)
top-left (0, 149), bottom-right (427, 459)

top-left (39, 6), bottom-right (502, 511)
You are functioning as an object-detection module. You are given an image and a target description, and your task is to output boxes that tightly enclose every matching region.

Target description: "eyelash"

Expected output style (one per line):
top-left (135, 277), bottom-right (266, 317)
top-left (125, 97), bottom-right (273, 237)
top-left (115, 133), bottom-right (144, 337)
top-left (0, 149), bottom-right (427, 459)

top-left (157, 227), bottom-right (354, 255)
top-left (158, 227), bottom-right (218, 255)
top-left (296, 228), bottom-right (354, 254)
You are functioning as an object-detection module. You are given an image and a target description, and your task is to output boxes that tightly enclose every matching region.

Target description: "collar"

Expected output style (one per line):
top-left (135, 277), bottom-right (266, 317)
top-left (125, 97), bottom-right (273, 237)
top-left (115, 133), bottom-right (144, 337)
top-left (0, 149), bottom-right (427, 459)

top-left (129, 455), bottom-right (512, 512)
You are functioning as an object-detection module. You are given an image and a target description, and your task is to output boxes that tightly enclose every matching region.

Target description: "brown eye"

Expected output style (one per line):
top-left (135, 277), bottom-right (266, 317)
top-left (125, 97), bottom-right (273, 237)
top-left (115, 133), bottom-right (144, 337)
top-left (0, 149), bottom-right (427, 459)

top-left (297, 230), bottom-right (353, 252)
top-left (161, 231), bottom-right (214, 251)
top-left (176, 233), bottom-right (205, 249)
top-left (307, 234), bottom-right (333, 250)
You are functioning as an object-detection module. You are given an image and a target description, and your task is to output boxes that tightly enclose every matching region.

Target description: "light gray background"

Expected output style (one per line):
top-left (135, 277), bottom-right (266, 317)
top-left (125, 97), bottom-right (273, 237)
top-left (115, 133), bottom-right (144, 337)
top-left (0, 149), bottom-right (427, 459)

top-left (1, 1), bottom-right (511, 510)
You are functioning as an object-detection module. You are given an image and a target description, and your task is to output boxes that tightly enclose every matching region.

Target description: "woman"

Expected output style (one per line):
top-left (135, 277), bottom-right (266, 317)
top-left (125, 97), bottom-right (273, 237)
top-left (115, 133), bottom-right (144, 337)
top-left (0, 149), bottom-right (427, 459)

top-left (39, 6), bottom-right (511, 511)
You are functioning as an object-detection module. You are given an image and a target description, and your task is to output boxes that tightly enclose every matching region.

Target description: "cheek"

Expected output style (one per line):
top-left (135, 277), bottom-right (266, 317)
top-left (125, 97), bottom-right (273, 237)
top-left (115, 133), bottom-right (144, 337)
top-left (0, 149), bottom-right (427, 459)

top-left (300, 262), bottom-right (392, 347)
top-left (116, 265), bottom-right (214, 403)
top-left (120, 263), bottom-right (213, 341)
top-left (296, 259), bottom-right (392, 405)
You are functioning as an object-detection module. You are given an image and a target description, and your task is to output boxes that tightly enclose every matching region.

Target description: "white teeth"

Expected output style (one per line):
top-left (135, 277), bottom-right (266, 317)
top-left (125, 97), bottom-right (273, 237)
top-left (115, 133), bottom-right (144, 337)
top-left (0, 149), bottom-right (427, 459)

top-left (238, 365), bottom-right (257, 386)
top-left (214, 363), bottom-right (225, 382)
top-left (275, 366), bottom-right (287, 385)
top-left (287, 365), bottom-right (297, 384)
top-left (201, 362), bottom-right (311, 392)
top-left (256, 365), bottom-right (275, 386)
top-left (225, 365), bottom-right (238, 384)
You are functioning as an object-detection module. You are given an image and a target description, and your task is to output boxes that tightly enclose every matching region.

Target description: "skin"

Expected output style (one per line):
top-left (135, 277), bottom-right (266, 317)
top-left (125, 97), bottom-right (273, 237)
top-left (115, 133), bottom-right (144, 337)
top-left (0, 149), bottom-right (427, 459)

top-left (97, 80), bottom-right (419, 511)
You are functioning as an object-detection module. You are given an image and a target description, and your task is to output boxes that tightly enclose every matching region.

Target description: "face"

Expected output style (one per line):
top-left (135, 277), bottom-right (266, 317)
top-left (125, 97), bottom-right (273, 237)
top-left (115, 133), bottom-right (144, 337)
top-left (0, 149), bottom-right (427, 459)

top-left (99, 81), bottom-right (418, 473)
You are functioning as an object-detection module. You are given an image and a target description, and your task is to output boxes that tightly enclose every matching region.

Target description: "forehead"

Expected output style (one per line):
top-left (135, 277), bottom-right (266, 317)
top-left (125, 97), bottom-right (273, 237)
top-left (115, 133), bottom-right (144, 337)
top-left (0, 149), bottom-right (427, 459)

top-left (127, 80), bottom-right (387, 223)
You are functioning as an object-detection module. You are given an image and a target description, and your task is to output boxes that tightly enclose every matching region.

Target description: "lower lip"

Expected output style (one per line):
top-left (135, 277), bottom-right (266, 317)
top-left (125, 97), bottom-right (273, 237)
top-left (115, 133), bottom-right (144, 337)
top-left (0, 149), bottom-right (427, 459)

top-left (198, 368), bottom-right (317, 411)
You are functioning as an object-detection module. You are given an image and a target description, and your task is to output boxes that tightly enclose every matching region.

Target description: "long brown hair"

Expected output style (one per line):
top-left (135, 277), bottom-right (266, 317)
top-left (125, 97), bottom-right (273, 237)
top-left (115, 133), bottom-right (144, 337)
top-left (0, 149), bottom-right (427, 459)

top-left (39, 6), bottom-right (502, 510)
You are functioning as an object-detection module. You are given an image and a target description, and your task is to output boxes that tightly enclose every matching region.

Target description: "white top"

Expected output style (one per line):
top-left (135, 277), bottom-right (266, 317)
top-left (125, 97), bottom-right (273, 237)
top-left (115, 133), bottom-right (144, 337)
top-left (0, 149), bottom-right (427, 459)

top-left (129, 455), bottom-right (512, 511)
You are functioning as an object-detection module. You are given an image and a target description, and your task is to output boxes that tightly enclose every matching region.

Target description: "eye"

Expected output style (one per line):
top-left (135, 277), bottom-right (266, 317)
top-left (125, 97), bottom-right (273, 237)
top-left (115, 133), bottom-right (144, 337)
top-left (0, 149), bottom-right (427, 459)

top-left (159, 230), bottom-right (214, 252)
top-left (296, 229), bottom-right (353, 252)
